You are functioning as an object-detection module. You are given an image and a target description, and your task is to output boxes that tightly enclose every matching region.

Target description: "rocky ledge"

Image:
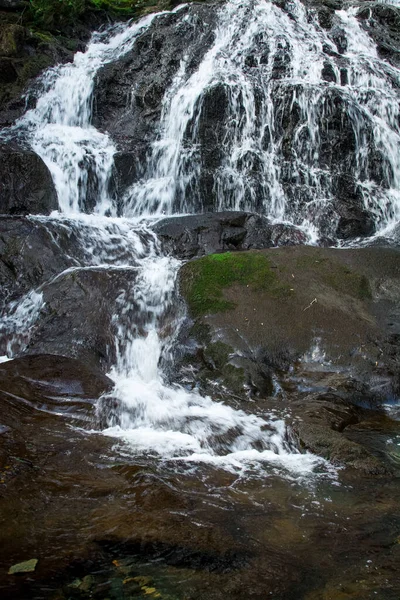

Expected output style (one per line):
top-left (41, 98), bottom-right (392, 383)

top-left (177, 245), bottom-right (400, 475)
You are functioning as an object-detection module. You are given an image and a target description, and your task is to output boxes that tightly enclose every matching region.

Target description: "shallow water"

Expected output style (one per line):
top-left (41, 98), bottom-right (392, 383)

top-left (0, 368), bottom-right (399, 600)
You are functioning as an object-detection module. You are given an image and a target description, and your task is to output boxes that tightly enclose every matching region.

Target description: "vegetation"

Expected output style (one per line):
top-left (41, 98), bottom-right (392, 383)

top-left (26, 0), bottom-right (167, 32)
top-left (180, 251), bottom-right (288, 317)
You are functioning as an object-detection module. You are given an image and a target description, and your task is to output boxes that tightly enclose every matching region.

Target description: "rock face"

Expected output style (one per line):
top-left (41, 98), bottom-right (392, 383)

top-left (178, 245), bottom-right (400, 472)
top-left (358, 4), bottom-right (400, 67)
top-left (90, 0), bottom-right (396, 238)
top-left (0, 144), bottom-right (58, 215)
top-left (152, 212), bottom-right (307, 259)
top-left (93, 4), bottom-right (217, 153)
top-left (23, 267), bottom-right (139, 370)
top-left (0, 217), bottom-right (78, 309)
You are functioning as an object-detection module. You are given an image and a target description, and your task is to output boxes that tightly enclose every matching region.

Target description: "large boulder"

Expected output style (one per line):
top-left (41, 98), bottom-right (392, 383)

top-left (152, 212), bottom-right (307, 259)
top-left (178, 246), bottom-right (400, 405)
top-left (0, 143), bottom-right (58, 215)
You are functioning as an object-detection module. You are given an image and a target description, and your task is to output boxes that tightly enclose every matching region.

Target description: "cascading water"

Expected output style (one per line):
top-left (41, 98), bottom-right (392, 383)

top-left (120, 0), bottom-right (400, 238)
top-left (1, 0), bottom-right (400, 475)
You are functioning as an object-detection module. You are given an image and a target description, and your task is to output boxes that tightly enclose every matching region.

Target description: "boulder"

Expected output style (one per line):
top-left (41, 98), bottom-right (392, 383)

top-left (0, 143), bottom-right (58, 215)
top-left (152, 212), bottom-right (307, 259)
top-left (177, 246), bottom-right (400, 404)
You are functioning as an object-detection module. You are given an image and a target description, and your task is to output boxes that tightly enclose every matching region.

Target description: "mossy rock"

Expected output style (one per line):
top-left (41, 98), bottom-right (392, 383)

top-left (180, 251), bottom-right (291, 317)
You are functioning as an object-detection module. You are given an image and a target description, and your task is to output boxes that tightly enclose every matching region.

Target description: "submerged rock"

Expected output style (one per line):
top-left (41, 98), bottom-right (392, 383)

top-left (0, 143), bottom-right (58, 215)
top-left (289, 393), bottom-right (390, 475)
top-left (8, 558), bottom-right (38, 574)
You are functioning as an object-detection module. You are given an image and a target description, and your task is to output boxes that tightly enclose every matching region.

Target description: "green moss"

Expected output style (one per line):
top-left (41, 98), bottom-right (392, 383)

top-left (358, 275), bottom-right (372, 300)
top-left (180, 251), bottom-right (288, 317)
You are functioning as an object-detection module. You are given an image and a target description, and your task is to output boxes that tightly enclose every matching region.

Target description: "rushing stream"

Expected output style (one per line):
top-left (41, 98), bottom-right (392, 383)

top-left (1, 0), bottom-right (400, 597)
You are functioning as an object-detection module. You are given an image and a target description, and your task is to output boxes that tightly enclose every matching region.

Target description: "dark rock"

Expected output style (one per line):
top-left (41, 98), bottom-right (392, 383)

top-left (112, 150), bottom-right (146, 207)
top-left (24, 267), bottom-right (140, 370)
top-left (92, 5), bottom-right (217, 152)
top-left (334, 173), bottom-right (376, 239)
top-left (336, 211), bottom-right (376, 239)
top-left (0, 56), bottom-right (17, 83)
top-left (0, 216), bottom-right (79, 309)
top-left (0, 143), bottom-right (58, 215)
top-left (0, 354), bottom-right (113, 403)
top-left (321, 61), bottom-right (337, 83)
top-left (289, 393), bottom-right (390, 475)
top-left (358, 4), bottom-right (400, 67)
top-left (195, 83), bottom-right (231, 211)
top-left (330, 25), bottom-right (347, 54)
top-left (152, 212), bottom-right (307, 259)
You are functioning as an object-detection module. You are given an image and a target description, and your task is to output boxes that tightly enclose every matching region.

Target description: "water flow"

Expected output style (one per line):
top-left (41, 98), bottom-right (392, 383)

top-left (100, 254), bottom-right (331, 477)
top-left (123, 0), bottom-right (400, 238)
top-left (9, 12), bottom-right (171, 214)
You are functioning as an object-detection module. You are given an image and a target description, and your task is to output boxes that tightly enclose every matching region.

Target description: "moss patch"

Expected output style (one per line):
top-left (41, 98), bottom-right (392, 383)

top-left (180, 251), bottom-right (290, 317)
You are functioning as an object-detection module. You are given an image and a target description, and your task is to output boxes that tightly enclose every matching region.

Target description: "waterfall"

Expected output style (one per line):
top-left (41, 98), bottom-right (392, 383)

top-left (1, 0), bottom-right (399, 475)
top-left (119, 0), bottom-right (400, 238)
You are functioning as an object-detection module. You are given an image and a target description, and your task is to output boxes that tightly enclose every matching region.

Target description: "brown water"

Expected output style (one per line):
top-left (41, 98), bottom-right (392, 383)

top-left (1, 361), bottom-right (400, 600)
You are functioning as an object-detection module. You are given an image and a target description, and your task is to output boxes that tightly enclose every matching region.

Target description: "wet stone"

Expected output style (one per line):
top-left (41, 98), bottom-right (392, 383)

top-left (8, 558), bottom-right (38, 574)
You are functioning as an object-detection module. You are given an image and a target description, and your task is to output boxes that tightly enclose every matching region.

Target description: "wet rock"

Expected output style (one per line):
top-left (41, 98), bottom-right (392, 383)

top-left (92, 4), bottom-right (217, 152)
top-left (24, 268), bottom-right (140, 370)
top-left (0, 217), bottom-right (78, 309)
top-left (195, 83), bottom-right (231, 210)
top-left (289, 393), bottom-right (390, 475)
top-left (152, 212), bottom-right (307, 259)
top-left (8, 558), bottom-right (38, 574)
top-left (0, 355), bottom-right (113, 403)
top-left (321, 61), bottom-right (336, 83)
top-left (0, 143), bottom-right (58, 215)
top-left (178, 246), bottom-right (400, 404)
top-left (336, 211), bottom-right (376, 239)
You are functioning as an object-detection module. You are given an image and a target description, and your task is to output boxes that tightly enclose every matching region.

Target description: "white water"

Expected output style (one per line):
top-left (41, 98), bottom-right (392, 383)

top-left (1, 0), bottom-right (399, 475)
top-left (121, 0), bottom-right (400, 237)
